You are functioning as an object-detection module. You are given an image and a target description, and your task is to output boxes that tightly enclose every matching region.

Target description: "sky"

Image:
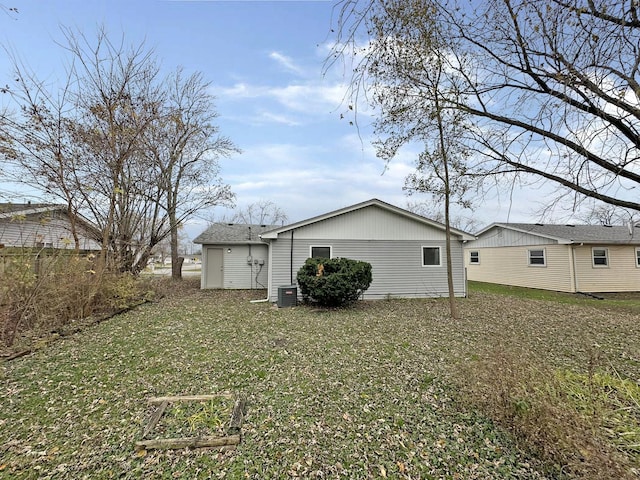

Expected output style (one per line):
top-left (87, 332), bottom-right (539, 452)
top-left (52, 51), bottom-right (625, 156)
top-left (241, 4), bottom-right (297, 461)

top-left (0, 0), bottom-right (569, 240)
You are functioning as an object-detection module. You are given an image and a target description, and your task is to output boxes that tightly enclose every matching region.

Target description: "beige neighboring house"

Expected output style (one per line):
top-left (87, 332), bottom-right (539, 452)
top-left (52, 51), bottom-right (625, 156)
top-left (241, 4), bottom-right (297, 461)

top-left (0, 203), bottom-right (101, 251)
top-left (465, 223), bottom-right (640, 293)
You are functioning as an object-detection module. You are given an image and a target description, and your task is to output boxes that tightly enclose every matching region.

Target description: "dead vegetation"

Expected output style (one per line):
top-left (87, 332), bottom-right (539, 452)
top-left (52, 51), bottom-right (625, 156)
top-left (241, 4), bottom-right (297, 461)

top-left (0, 251), bottom-right (156, 356)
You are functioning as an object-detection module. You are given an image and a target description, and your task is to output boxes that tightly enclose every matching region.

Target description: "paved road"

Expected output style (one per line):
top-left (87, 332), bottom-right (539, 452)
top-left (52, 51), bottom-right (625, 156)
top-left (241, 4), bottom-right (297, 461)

top-left (147, 264), bottom-right (201, 277)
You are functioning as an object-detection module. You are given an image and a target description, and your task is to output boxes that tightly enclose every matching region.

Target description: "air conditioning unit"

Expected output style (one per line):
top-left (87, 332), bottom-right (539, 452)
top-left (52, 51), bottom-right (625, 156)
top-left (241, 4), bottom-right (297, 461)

top-left (277, 285), bottom-right (297, 308)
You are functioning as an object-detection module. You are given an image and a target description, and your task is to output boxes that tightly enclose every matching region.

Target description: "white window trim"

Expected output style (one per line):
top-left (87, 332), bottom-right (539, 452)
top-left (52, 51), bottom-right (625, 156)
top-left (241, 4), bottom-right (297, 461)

top-left (636, 248), bottom-right (640, 268)
top-left (469, 251), bottom-right (480, 265)
top-left (422, 246), bottom-right (442, 267)
top-left (310, 245), bottom-right (332, 259)
top-left (592, 247), bottom-right (609, 268)
top-left (528, 248), bottom-right (546, 267)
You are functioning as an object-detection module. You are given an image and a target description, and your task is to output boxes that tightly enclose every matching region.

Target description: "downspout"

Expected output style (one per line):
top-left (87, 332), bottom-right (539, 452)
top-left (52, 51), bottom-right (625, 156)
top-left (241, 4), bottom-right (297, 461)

top-left (248, 226), bottom-right (253, 290)
top-left (462, 239), bottom-right (468, 298)
top-left (571, 243), bottom-right (581, 293)
top-left (290, 229), bottom-right (294, 285)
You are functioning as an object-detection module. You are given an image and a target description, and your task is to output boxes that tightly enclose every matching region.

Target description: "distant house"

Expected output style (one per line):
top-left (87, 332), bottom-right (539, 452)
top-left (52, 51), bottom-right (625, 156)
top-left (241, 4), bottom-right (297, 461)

top-left (465, 223), bottom-right (640, 293)
top-left (193, 223), bottom-right (276, 289)
top-left (0, 203), bottom-right (101, 251)
top-left (195, 199), bottom-right (475, 301)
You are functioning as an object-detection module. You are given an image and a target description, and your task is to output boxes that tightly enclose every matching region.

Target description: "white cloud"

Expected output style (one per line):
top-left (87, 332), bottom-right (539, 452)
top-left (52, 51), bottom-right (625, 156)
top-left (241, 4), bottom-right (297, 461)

top-left (269, 51), bottom-right (305, 76)
top-left (214, 134), bottom-right (416, 224)
top-left (215, 80), bottom-right (350, 117)
top-left (215, 82), bottom-right (263, 99)
top-left (253, 111), bottom-right (302, 126)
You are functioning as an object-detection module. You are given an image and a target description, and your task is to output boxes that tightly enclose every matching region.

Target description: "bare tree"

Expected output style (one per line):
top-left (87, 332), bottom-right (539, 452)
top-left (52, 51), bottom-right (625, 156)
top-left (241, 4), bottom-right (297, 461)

top-left (54, 27), bottom-right (164, 273)
top-left (577, 202), bottom-right (639, 226)
top-left (0, 51), bottom-right (87, 251)
top-left (406, 201), bottom-right (480, 233)
top-left (331, 0), bottom-right (640, 214)
top-left (146, 68), bottom-right (237, 279)
top-left (223, 200), bottom-right (288, 226)
top-left (0, 27), bottom-right (236, 274)
top-left (359, 0), bottom-right (481, 318)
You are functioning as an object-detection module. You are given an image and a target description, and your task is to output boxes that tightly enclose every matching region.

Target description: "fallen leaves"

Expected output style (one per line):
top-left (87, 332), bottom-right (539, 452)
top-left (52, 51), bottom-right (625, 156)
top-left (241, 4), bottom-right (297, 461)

top-left (1, 281), bottom-right (638, 478)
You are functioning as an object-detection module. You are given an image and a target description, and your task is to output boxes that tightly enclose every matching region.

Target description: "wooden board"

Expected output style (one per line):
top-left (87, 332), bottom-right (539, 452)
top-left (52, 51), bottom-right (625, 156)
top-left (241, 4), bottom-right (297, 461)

top-left (147, 394), bottom-right (233, 405)
top-left (135, 434), bottom-right (240, 451)
top-left (228, 398), bottom-right (246, 435)
top-left (142, 401), bottom-right (168, 439)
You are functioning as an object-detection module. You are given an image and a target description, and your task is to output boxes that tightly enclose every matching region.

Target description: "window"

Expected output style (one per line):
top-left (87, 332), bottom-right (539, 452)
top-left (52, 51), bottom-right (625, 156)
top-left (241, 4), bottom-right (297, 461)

top-left (469, 251), bottom-right (479, 264)
top-left (422, 246), bottom-right (441, 267)
top-left (310, 246), bottom-right (332, 259)
top-left (528, 249), bottom-right (546, 266)
top-left (636, 248), bottom-right (640, 268)
top-left (592, 248), bottom-right (608, 267)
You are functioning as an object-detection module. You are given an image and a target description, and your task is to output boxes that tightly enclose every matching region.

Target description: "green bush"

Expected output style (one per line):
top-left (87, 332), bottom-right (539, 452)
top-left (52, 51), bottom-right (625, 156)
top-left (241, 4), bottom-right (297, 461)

top-left (296, 257), bottom-right (372, 307)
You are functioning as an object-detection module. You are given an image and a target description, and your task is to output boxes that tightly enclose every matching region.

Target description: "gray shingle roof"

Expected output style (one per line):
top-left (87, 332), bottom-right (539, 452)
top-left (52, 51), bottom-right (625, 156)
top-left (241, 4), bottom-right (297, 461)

top-left (193, 223), bottom-right (278, 244)
top-left (0, 203), bottom-right (65, 219)
top-left (495, 223), bottom-right (640, 244)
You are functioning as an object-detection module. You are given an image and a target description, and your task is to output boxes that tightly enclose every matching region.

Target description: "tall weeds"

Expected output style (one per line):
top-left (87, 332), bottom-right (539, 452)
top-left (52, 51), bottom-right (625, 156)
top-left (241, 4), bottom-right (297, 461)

top-left (460, 346), bottom-right (639, 479)
top-left (0, 250), bottom-right (152, 349)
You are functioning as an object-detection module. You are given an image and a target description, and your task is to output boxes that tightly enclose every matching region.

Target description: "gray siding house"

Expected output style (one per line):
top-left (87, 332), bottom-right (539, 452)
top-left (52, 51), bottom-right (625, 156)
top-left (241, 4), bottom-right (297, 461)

top-left (193, 223), bottom-right (276, 289)
top-left (0, 203), bottom-right (100, 251)
top-left (465, 223), bottom-right (640, 293)
top-left (260, 199), bottom-right (474, 301)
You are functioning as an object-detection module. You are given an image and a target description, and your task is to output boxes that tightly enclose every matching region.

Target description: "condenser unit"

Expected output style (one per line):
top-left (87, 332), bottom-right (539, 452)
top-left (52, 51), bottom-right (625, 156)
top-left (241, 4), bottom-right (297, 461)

top-left (277, 285), bottom-right (297, 308)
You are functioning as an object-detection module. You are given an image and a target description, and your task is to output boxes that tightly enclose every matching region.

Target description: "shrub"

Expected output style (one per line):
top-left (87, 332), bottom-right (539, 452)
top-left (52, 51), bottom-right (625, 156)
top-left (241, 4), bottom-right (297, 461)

top-left (0, 250), bottom-right (154, 349)
top-left (296, 257), bottom-right (372, 307)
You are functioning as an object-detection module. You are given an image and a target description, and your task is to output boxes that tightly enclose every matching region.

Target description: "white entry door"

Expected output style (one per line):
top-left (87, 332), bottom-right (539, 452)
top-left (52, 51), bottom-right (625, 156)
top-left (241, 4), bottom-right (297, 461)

top-left (205, 248), bottom-right (223, 288)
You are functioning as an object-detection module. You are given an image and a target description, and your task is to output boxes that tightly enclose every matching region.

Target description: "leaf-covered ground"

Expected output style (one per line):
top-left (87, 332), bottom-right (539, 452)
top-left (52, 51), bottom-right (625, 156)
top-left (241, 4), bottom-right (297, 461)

top-left (1, 280), bottom-right (638, 479)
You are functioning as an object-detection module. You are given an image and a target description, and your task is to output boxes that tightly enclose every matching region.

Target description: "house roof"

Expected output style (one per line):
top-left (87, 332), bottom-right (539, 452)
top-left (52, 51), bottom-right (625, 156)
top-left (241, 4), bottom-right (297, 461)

top-left (0, 202), bottom-right (101, 240)
top-left (260, 198), bottom-right (476, 241)
top-left (193, 223), bottom-right (279, 244)
top-left (477, 222), bottom-right (640, 245)
top-left (0, 203), bottom-right (66, 219)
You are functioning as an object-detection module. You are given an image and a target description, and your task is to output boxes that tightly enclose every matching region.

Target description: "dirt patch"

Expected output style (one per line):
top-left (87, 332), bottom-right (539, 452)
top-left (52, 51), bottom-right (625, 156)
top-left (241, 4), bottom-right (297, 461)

top-left (592, 291), bottom-right (640, 300)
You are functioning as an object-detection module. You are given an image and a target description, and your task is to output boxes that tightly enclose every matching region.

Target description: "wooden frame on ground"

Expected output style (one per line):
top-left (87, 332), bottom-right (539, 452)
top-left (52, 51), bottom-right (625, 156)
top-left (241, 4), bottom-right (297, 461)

top-left (136, 393), bottom-right (246, 451)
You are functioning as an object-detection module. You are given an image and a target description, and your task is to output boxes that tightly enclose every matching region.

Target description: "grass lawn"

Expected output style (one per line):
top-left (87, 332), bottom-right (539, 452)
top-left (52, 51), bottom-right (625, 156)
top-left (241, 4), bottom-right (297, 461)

top-left (1, 279), bottom-right (639, 479)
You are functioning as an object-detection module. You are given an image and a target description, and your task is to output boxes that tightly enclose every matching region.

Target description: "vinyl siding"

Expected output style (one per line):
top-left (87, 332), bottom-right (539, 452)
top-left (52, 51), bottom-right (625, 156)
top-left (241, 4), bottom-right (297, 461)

top-left (269, 238), bottom-right (466, 301)
top-left (222, 244), bottom-right (269, 289)
top-left (290, 205), bottom-right (449, 241)
top-left (201, 243), bottom-right (269, 290)
top-left (465, 245), bottom-right (574, 292)
top-left (0, 216), bottom-right (100, 250)
top-left (572, 245), bottom-right (640, 292)
top-left (471, 226), bottom-right (556, 248)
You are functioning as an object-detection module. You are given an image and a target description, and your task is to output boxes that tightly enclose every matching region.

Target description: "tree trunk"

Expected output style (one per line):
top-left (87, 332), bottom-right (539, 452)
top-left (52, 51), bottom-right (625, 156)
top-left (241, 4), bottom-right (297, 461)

top-left (444, 190), bottom-right (459, 320)
top-left (169, 209), bottom-right (182, 280)
top-left (435, 92), bottom-right (459, 321)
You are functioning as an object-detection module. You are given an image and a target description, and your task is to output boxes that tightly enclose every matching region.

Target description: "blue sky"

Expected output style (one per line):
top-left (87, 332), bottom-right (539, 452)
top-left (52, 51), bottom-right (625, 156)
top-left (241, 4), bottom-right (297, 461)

top-left (0, 0), bottom-right (560, 239)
